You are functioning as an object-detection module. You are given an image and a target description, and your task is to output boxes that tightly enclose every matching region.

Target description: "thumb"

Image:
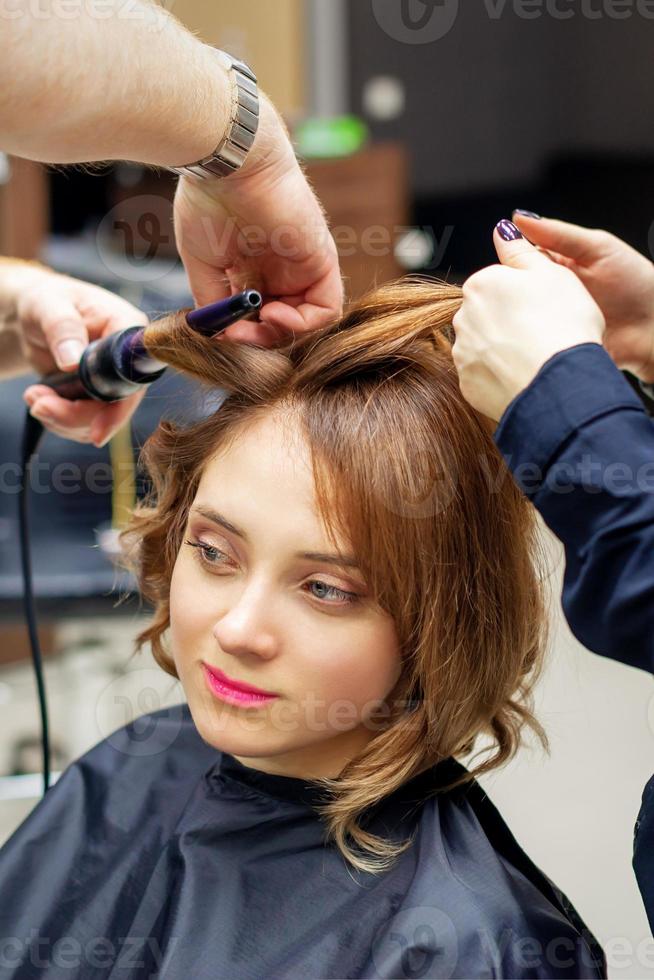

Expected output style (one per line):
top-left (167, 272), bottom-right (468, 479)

top-left (493, 219), bottom-right (552, 271)
top-left (28, 292), bottom-right (89, 371)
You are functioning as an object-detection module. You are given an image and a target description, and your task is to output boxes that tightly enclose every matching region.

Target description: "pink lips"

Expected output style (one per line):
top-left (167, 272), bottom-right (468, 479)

top-left (202, 663), bottom-right (278, 708)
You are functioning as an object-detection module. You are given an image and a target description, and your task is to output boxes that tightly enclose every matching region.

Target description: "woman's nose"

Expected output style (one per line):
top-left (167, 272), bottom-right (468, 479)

top-left (212, 582), bottom-right (278, 660)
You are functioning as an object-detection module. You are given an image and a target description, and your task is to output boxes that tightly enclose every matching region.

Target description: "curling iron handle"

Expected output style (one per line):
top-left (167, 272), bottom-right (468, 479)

top-left (39, 369), bottom-right (90, 401)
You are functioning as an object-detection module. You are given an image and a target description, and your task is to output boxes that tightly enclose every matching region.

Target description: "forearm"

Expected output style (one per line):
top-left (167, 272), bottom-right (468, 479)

top-left (534, 412), bottom-right (654, 673)
top-left (0, 0), bottom-right (232, 168)
top-left (495, 344), bottom-right (654, 673)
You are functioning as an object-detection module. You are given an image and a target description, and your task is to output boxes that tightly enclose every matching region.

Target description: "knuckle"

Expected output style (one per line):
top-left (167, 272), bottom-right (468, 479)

top-left (465, 265), bottom-right (501, 293)
top-left (590, 228), bottom-right (615, 251)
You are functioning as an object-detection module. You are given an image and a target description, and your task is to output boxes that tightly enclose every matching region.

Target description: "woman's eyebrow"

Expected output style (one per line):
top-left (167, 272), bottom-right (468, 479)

top-left (190, 505), bottom-right (361, 569)
top-left (192, 505), bottom-right (245, 539)
top-left (298, 551), bottom-right (361, 569)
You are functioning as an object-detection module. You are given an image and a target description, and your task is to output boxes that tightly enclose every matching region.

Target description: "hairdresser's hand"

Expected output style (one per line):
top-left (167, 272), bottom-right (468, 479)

top-left (13, 266), bottom-right (148, 447)
top-left (451, 220), bottom-right (605, 422)
top-left (173, 94), bottom-right (343, 347)
top-left (512, 210), bottom-right (654, 382)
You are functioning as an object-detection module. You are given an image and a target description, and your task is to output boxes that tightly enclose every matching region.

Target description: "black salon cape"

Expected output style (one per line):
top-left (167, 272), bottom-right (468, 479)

top-left (493, 342), bottom-right (654, 933)
top-left (0, 703), bottom-right (604, 980)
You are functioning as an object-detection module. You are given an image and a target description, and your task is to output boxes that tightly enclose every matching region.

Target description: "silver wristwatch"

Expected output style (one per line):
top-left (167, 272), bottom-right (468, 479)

top-left (169, 49), bottom-right (259, 180)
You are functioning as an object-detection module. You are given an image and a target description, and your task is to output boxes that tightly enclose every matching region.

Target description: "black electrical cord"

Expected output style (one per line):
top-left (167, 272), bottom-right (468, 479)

top-left (18, 411), bottom-right (50, 796)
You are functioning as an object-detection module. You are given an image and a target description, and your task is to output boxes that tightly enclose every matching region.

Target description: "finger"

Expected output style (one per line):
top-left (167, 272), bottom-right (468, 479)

top-left (29, 420), bottom-right (93, 444)
top-left (23, 384), bottom-right (60, 408)
top-left (493, 220), bottom-right (553, 271)
top-left (24, 393), bottom-right (103, 440)
top-left (26, 393), bottom-right (95, 425)
top-left (218, 319), bottom-right (286, 348)
top-left (511, 211), bottom-right (606, 264)
top-left (229, 257), bottom-right (342, 342)
top-left (26, 405), bottom-right (93, 443)
top-left (22, 291), bottom-right (89, 371)
top-left (216, 289), bottom-right (342, 349)
top-left (256, 274), bottom-right (343, 339)
top-left (88, 391), bottom-right (145, 447)
top-left (260, 301), bottom-right (320, 336)
top-left (180, 255), bottom-right (232, 309)
top-left (539, 249), bottom-right (577, 271)
top-left (28, 388), bottom-right (144, 446)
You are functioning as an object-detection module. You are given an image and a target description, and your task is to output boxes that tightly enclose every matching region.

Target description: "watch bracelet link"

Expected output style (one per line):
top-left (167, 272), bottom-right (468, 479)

top-left (170, 49), bottom-right (259, 180)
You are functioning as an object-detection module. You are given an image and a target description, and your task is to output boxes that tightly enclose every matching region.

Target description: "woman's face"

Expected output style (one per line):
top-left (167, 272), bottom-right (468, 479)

top-left (169, 410), bottom-right (402, 780)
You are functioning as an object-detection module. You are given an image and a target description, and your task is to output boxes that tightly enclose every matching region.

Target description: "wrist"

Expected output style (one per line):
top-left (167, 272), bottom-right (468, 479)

top-left (504, 340), bottom-right (602, 405)
top-left (178, 92), bottom-right (292, 197)
top-left (633, 312), bottom-right (654, 384)
top-left (159, 45), bottom-right (233, 170)
top-left (237, 92), bottom-right (293, 177)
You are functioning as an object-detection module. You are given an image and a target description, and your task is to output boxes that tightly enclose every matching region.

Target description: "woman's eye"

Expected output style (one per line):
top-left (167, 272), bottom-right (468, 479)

top-left (185, 539), bottom-right (358, 606)
top-left (307, 580), bottom-right (359, 605)
top-left (185, 539), bottom-right (229, 568)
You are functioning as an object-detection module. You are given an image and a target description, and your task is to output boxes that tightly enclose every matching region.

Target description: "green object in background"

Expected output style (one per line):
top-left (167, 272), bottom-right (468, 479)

top-left (295, 116), bottom-right (369, 159)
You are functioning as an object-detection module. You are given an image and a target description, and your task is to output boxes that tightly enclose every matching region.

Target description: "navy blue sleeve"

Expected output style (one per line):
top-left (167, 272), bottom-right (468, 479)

top-left (494, 342), bottom-right (654, 675)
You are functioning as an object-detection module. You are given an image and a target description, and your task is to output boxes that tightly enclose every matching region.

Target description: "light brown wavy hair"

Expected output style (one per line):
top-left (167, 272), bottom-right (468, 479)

top-left (119, 277), bottom-right (548, 875)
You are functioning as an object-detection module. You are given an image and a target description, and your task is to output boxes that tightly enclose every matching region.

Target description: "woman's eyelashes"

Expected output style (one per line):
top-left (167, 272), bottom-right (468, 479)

top-left (183, 539), bottom-right (360, 607)
top-left (185, 538), bottom-right (228, 567)
top-left (305, 581), bottom-right (359, 605)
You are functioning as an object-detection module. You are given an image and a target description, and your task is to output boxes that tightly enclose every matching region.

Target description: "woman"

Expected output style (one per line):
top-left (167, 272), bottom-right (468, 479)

top-left (0, 280), bottom-right (605, 979)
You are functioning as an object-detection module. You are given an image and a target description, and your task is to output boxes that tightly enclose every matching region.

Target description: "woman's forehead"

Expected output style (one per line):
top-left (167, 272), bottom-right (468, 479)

top-left (194, 425), bottom-right (347, 545)
top-left (202, 413), bottom-right (313, 489)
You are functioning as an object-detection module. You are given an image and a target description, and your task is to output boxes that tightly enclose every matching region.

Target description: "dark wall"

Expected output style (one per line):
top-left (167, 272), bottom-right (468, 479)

top-left (348, 1), bottom-right (654, 196)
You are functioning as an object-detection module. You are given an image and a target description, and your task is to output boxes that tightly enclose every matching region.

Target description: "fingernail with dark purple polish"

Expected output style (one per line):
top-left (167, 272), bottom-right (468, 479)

top-left (513, 209), bottom-right (542, 219)
top-left (496, 219), bottom-right (524, 242)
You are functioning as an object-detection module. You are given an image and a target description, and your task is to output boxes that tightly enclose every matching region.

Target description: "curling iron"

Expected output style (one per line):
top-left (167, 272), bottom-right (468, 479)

top-left (38, 289), bottom-right (263, 402)
top-left (19, 289), bottom-right (262, 794)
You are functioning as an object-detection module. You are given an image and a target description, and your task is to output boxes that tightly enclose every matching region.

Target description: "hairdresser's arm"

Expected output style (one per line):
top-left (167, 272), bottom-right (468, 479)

top-left (0, 258), bottom-right (148, 446)
top-left (0, 2), bottom-right (231, 168)
top-left (0, 0), bottom-right (342, 342)
top-left (494, 343), bottom-right (654, 674)
top-left (453, 230), bottom-right (654, 672)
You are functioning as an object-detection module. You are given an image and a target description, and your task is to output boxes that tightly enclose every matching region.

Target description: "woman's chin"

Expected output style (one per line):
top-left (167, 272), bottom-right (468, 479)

top-left (187, 696), bottom-right (284, 758)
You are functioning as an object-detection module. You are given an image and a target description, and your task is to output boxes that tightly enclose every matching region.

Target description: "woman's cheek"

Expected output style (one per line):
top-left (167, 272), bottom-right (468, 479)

top-left (312, 629), bottom-right (401, 710)
top-left (169, 557), bottom-right (203, 647)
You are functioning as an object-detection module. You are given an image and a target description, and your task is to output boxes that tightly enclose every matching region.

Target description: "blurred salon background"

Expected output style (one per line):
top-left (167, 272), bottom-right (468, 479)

top-left (1, 3), bottom-right (653, 974)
